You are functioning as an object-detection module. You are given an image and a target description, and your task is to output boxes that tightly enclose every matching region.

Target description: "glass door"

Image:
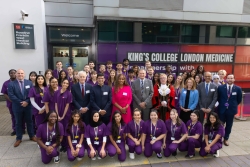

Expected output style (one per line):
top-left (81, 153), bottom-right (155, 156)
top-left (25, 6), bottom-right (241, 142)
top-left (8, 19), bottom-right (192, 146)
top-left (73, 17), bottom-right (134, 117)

top-left (52, 46), bottom-right (71, 69)
top-left (72, 46), bottom-right (89, 71)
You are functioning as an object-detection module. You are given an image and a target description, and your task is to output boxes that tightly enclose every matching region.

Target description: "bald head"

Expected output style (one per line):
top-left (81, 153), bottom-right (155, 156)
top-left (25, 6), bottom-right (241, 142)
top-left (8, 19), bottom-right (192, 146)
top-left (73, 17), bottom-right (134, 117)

top-left (204, 71), bottom-right (212, 83)
top-left (16, 69), bottom-right (25, 80)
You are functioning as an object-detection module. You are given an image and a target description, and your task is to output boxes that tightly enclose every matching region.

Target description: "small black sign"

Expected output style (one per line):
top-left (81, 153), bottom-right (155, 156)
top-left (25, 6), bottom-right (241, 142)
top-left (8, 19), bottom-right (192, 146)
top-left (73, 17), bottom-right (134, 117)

top-left (14, 23), bottom-right (35, 49)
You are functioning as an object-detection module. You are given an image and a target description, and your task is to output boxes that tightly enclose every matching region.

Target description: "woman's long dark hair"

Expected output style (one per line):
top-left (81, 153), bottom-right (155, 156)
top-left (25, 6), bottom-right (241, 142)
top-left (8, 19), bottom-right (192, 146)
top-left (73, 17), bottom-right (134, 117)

top-left (152, 73), bottom-right (160, 86)
top-left (196, 65), bottom-right (205, 75)
top-left (43, 111), bottom-right (61, 146)
top-left (170, 109), bottom-right (183, 126)
top-left (114, 74), bottom-right (129, 93)
top-left (111, 111), bottom-right (125, 141)
top-left (194, 74), bottom-right (203, 85)
top-left (66, 110), bottom-right (85, 135)
top-left (49, 77), bottom-right (58, 96)
top-left (34, 75), bottom-right (47, 94)
top-left (107, 69), bottom-right (116, 87)
top-left (58, 70), bottom-right (68, 86)
top-left (205, 112), bottom-right (222, 131)
top-left (29, 71), bottom-right (37, 81)
top-left (167, 74), bottom-right (175, 85)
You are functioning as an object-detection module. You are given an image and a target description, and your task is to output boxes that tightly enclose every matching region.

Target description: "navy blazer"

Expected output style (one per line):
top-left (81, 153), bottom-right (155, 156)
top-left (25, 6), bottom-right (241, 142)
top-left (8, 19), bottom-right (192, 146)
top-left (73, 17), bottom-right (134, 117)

top-left (218, 84), bottom-right (242, 115)
top-left (71, 82), bottom-right (92, 110)
top-left (8, 79), bottom-right (33, 111)
top-left (90, 84), bottom-right (112, 116)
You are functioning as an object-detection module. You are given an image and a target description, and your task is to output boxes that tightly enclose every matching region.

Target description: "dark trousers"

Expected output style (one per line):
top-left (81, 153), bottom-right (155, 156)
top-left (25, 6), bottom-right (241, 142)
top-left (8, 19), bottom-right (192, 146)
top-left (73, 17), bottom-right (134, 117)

top-left (81, 111), bottom-right (91, 125)
top-left (218, 111), bottom-right (234, 140)
top-left (13, 107), bottom-right (34, 140)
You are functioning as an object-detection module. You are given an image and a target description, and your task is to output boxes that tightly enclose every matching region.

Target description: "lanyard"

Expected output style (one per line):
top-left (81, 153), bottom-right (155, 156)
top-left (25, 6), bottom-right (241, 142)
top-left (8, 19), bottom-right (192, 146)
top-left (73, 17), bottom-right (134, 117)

top-left (227, 86), bottom-right (232, 101)
top-left (171, 123), bottom-right (176, 137)
top-left (47, 123), bottom-right (55, 142)
top-left (188, 122), bottom-right (197, 135)
top-left (209, 129), bottom-right (215, 140)
top-left (118, 124), bottom-right (121, 135)
top-left (151, 121), bottom-right (157, 137)
top-left (175, 87), bottom-right (180, 97)
top-left (134, 121), bottom-right (140, 137)
top-left (94, 127), bottom-right (98, 138)
top-left (72, 124), bottom-right (78, 139)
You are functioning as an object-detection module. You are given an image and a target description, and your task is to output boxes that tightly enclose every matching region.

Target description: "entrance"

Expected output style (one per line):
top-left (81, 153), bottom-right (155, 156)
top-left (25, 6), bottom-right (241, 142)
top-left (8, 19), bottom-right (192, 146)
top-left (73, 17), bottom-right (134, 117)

top-left (52, 46), bottom-right (89, 71)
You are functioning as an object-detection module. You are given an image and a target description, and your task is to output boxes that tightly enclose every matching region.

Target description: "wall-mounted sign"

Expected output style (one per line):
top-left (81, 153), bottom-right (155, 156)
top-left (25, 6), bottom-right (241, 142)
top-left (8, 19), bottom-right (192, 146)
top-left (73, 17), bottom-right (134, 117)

top-left (13, 23), bottom-right (35, 49)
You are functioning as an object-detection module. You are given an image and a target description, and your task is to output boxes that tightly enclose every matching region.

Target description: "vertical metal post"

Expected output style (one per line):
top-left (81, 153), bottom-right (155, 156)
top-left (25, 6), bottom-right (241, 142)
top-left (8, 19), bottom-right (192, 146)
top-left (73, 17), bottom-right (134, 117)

top-left (235, 91), bottom-right (247, 121)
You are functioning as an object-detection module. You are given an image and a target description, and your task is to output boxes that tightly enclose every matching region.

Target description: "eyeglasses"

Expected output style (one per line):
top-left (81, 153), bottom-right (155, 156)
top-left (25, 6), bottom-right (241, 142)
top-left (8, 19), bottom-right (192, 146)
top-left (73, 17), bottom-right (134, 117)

top-left (213, 78), bottom-right (219, 80)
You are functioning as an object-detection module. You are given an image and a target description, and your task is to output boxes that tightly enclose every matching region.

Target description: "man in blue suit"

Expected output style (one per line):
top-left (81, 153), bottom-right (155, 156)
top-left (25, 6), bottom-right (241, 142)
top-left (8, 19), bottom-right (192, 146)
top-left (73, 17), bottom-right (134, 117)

top-left (71, 71), bottom-right (92, 125)
top-left (8, 69), bottom-right (37, 147)
top-left (90, 73), bottom-right (112, 125)
top-left (217, 74), bottom-right (242, 146)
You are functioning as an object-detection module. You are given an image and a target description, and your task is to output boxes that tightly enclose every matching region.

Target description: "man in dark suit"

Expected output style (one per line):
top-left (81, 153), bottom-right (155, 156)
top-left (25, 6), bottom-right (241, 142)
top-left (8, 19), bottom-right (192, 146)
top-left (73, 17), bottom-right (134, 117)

top-left (132, 69), bottom-right (154, 120)
top-left (71, 71), bottom-right (92, 125)
top-left (90, 73), bottom-right (112, 125)
top-left (218, 74), bottom-right (242, 146)
top-left (8, 69), bottom-right (37, 147)
top-left (197, 72), bottom-right (218, 123)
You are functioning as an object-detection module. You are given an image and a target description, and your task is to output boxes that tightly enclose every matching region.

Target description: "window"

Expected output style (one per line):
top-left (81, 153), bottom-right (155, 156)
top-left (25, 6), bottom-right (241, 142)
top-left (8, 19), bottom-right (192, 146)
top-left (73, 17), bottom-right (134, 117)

top-left (238, 27), bottom-right (250, 38)
top-left (118, 22), bottom-right (133, 42)
top-left (216, 26), bottom-right (236, 38)
top-left (142, 23), bottom-right (180, 43)
top-left (181, 25), bottom-right (200, 43)
top-left (98, 21), bottom-right (117, 41)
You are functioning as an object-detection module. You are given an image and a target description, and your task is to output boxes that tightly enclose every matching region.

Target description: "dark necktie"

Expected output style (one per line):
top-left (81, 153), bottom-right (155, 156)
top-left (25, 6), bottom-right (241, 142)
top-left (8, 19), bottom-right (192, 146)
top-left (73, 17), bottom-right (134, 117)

top-left (228, 85), bottom-right (231, 95)
top-left (205, 83), bottom-right (209, 95)
top-left (81, 84), bottom-right (84, 98)
top-left (19, 81), bottom-right (24, 96)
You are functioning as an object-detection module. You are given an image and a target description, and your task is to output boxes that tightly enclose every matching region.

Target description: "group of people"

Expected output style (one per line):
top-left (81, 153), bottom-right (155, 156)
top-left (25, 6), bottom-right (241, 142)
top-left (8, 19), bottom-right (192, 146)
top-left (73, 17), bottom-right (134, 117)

top-left (1, 59), bottom-right (242, 164)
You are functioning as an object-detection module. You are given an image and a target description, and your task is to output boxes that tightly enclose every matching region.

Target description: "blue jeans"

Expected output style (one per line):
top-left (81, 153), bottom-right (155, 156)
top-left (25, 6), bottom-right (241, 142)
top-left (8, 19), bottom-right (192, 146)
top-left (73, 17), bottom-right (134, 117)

top-left (13, 106), bottom-right (34, 140)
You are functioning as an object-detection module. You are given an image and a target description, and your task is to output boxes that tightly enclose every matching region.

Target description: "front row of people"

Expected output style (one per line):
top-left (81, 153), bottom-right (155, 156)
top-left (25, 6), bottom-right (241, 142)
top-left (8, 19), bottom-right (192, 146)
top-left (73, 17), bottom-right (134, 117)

top-left (37, 108), bottom-right (225, 164)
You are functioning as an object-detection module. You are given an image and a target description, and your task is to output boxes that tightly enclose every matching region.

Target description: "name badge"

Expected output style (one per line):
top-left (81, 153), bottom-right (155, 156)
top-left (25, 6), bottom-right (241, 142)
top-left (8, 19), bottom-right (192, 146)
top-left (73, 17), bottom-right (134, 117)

top-left (123, 92), bottom-right (127, 96)
top-left (25, 85), bottom-right (30, 89)
top-left (94, 141), bottom-right (99, 145)
top-left (232, 92), bottom-right (237, 95)
top-left (116, 140), bottom-right (121, 143)
top-left (146, 86), bottom-right (149, 89)
top-left (151, 137), bottom-right (156, 140)
top-left (183, 91), bottom-right (187, 94)
top-left (211, 89), bottom-right (215, 92)
top-left (103, 92), bottom-right (108, 95)
top-left (208, 140), bottom-right (212, 144)
top-left (45, 142), bottom-right (51, 146)
top-left (72, 140), bottom-right (77, 144)
top-left (86, 90), bottom-right (90, 94)
top-left (171, 137), bottom-right (175, 141)
top-left (41, 100), bottom-right (44, 103)
top-left (175, 97), bottom-right (178, 99)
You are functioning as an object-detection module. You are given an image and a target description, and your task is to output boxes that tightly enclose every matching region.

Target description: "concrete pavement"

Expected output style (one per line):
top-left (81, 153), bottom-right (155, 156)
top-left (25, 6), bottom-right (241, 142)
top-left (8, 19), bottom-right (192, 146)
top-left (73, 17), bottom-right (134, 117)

top-left (0, 101), bottom-right (250, 167)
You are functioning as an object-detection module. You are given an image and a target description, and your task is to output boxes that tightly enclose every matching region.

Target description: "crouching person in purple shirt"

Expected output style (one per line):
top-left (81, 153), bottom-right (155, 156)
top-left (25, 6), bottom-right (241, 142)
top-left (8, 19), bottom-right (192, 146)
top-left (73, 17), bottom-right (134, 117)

top-left (37, 111), bottom-right (64, 164)
top-left (141, 109), bottom-right (166, 159)
top-left (163, 109), bottom-right (188, 157)
top-left (199, 112), bottom-right (225, 158)
top-left (106, 111), bottom-right (127, 161)
top-left (85, 111), bottom-right (107, 160)
top-left (179, 110), bottom-right (203, 158)
top-left (126, 108), bottom-right (144, 159)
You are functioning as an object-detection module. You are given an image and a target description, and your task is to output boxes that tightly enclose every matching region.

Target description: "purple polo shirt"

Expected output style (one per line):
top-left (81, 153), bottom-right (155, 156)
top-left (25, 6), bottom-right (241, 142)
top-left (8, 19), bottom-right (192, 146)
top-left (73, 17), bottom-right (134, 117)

top-left (106, 122), bottom-right (126, 143)
top-left (42, 87), bottom-right (60, 111)
top-left (186, 120), bottom-right (203, 143)
top-left (204, 124), bottom-right (225, 145)
top-left (85, 123), bottom-right (107, 145)
top-left (28, 87), bottom-right (46, 115)
top-left (165, 120), bottom-right (187, 142)
top-left (142, 120), bottom-right (166, 143)
top-left (65, 123), bottom-right (85, 145)
top-left (125, 120), bottom-right (144, 139)
top-left (1, 80), bottom-right (12, 108)
top-left (54, 89), bottom-right (72, 117)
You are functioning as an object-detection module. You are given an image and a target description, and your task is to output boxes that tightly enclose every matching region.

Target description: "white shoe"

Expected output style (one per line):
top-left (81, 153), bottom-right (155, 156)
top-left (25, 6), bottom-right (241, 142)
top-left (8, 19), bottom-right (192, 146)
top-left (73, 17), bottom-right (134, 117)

top-left (92, 157), bottom-right (96, 160)
top-left (129, 153), bottom-right (135, 159)
top-left (213, 150), bottom-right (219, 158)
top-left (77, 157), bottom-right (82, 161)
top-left (97, 156), bottom-right (101, 159)
top-left (54, 156), bottom-right (60, 163)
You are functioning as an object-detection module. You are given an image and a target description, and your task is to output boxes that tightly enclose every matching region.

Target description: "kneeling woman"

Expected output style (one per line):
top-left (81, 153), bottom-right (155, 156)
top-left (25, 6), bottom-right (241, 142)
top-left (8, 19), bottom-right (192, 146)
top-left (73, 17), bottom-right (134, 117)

top-left (85, 111), bottom-right (107, 160)
top-left (199, 112), bottom-right (225, 157)
top-left (179, 110), bottom-right (203, 158)
top-left (106, 111), bottom-right (127, 162)
top-left (126, 108), bottom-right (144, 159)
top-left (141, 109), bottom-right (166, 158)
top-left (36, 111), bottom-right (64, 164)
top-left (65, 111), bottom-right (85, 161)
top-left (163, 109), bottom-right (188, 157)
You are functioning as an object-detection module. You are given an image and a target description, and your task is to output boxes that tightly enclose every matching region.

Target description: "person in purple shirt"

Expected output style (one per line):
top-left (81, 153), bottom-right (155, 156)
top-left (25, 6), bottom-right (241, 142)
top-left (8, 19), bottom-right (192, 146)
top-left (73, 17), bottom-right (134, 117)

top-left (126, 108), bottom-right (144, 159)
top-left (28, 75), bottom-right (47, 131)
top-left (163, 109), bottom-right (188, 157)
top-left (127, 69), bottom-right (136, 87)
top-left (106, 69), bottom-right (116, 87)
top-left (173, 75), bottom-right (184, 115)
top-left (37, 111), bottom-right (64, 164)
top-left (122, 58), bottom-right (130, 76)
top-left (86, 70), bottom-right (98, 86)
top-left (99, 64), bottom-right (109, 80)
top-left (67, 66), bottom-right (74, 89)
top-left (85, 111), bottom-right (107, 160)
top-left (199, 112), bottom-right (225, 158)
top-left (141, 109), bottom-right (166, 159)
top-left (84, 64), bottom-right (91, 82)
top-left (52, 61), bottom-right (67, 79)
top-left (58, 70), bottom-right (68, 87)
top-left (1, 69), bottom-right (18, 136)
top-left (43, 77), bottom-right (59, 113)
top-left (116, 62), bottom-right (125, 76)
top-left (179, 110), bottom-right (203, 158)
top-left (65, 110), bottom-right (85, 161)
top-left (105, 61), bottom-right (113, 77)
top-left (55, 78), bottom-right (72, 152)
top-left (106, 111), bottom-right (127, 162)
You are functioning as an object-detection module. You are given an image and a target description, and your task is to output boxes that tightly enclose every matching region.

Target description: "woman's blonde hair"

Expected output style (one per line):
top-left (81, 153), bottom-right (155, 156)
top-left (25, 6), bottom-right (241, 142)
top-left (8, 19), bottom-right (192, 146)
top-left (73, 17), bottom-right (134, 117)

top-left (184, 77), bottom-right (196, 90)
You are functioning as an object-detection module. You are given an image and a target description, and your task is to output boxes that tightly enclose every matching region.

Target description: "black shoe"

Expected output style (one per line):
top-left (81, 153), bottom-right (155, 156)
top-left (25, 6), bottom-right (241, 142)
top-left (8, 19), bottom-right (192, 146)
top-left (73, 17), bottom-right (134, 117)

top-left (23, 130), bottom-right (26, 134)
top-left (63, 147), bottom-right (67, 153)
top-left (185, 154), bottom-right (194, 158)
top-left (10, 131), bottom-right (16, 136)
top-left (59, 147), bottom-right (64, 152)
top-left (172, 151), bottom-right (177, 156)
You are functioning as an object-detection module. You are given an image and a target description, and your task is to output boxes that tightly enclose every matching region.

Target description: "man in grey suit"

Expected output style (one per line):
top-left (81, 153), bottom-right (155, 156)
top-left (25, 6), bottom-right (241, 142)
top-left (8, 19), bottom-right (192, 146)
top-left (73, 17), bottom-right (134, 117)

top-left (197, 72), bottom-right (218, 123)
top-left (132, 69), bottom-right (154, 120)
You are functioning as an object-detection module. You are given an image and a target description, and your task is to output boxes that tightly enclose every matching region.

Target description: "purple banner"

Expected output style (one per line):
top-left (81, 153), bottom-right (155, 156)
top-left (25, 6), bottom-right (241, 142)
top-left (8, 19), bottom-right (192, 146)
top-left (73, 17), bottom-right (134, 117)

top-left (97, 43), bottom-right (116, 62)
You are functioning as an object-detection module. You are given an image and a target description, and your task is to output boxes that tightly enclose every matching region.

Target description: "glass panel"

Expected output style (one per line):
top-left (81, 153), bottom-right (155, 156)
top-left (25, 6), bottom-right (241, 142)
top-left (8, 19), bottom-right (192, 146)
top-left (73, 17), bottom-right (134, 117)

top-left (118, 21), bottom-right (133, 42)
top-left (72, 47), bottom-right (89, 71)
top-left (98, 21), bottom-right (117, 41)
top-left (181, 25), bottom-right (200, 43)
top-left (53, 46), bottom-right (70, 69)
top-left (237, 27), bottom-right (250, 45)
top-left (216, 26), bottom-right (236, 38)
